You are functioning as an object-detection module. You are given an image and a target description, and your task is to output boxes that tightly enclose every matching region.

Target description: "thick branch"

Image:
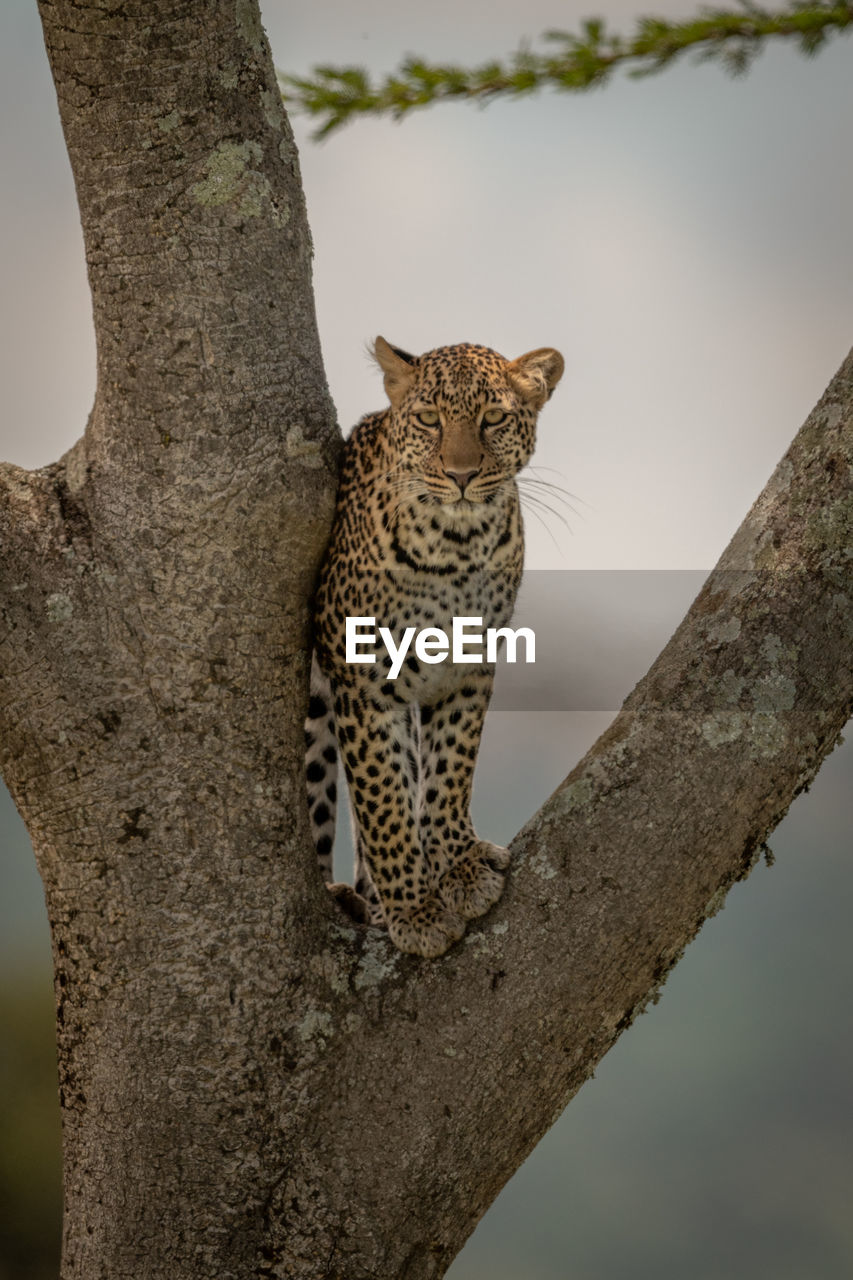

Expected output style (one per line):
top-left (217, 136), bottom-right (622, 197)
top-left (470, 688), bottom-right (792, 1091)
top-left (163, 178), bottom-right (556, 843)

top-left (36, 0), bottom-right (339, 569)
top-left (291, 347), bottom-right (852, 1275)
top-left (39, 0), bottom-right (329, 426)
top-left (7, 1), bottom-right (340, 885)
top-left (2, 15), bottom-right (347, 1267)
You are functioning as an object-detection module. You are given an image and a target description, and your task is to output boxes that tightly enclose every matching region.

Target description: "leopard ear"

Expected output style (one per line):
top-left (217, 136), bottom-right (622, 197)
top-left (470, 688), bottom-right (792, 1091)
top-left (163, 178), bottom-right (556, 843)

top-left (373, 336), bottom-right (419, 407)
top-left (508, 348), bottom-right (564, 409)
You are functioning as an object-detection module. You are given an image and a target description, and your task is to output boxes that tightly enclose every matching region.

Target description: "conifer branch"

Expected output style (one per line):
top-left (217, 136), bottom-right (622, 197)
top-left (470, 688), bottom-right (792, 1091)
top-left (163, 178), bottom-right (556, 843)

top-left (280, 2), bottom-right (853, 139)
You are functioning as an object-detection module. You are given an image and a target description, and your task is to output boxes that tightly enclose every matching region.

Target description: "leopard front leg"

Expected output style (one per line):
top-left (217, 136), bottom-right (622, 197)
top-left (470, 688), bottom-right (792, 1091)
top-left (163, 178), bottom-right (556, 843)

top-left (419, 674), bottom-right (510, 922)
top-left (333, 685), bottom-right (466, 958)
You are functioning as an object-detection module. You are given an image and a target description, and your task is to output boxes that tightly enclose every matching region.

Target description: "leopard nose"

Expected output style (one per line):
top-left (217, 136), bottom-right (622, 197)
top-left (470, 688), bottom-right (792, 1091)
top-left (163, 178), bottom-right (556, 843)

top-left (444, 467), bottom-right (480, 491)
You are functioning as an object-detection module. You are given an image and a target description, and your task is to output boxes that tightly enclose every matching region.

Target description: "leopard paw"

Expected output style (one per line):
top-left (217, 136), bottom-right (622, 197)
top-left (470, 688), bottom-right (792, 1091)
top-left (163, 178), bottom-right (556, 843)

top-left (326, 881), bottom-right (373, 925)
top-left (385, 898), bottom-right (466, 958)
top-left (437, 842), bottom-right (509, 920)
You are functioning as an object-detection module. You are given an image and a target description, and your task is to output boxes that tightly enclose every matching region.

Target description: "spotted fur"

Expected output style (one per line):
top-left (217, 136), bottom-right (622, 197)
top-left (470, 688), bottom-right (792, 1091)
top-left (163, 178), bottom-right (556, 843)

top-left (305, 338), bottom-right (563, 956)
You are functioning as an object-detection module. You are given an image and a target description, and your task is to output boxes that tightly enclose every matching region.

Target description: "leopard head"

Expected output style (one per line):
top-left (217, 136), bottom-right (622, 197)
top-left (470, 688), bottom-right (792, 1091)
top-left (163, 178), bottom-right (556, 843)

top-left (373, 337), bottom-right (563, 507)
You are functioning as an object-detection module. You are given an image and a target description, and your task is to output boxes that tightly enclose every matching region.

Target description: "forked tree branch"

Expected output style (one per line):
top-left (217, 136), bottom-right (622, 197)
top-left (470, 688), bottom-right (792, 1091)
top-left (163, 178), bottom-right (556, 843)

top-left (291, 345), bottom-right (852, 1270)
top-left (4, 1), bottom-right (850, 1275)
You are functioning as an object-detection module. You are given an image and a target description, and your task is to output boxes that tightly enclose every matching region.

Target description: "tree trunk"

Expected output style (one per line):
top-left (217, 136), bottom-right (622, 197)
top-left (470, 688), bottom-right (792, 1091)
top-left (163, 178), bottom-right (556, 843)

top-left (0, 3), bottom-right (849, 1278)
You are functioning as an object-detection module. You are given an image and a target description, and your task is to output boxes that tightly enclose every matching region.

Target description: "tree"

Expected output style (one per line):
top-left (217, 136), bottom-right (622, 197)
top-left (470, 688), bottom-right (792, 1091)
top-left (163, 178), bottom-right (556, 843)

top-left (0, 2), bottom-right (850, 1277)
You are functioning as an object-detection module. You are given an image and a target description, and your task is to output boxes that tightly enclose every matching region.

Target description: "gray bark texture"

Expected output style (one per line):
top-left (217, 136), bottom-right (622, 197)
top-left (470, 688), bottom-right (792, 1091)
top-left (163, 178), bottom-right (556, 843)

top-left (0, 2), bottom-right (850, 1278)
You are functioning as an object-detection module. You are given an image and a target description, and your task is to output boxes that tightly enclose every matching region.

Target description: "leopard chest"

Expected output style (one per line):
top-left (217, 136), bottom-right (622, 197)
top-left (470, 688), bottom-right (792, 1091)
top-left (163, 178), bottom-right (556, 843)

top-left (359, 562), bottom-right (519, 702)
top-left (316, 463), bottom-right (523, 700)
top-left (322, 527), bottom-right (520, 702)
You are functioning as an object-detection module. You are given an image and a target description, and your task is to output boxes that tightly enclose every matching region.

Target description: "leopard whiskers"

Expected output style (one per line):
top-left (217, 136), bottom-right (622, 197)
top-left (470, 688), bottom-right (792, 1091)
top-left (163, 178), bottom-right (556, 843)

top-left (518, 466), bottom-right (584, 520)
top-left (383, 471), bottom-right (431, 523)
top-left (515, 487), bottom-right (575, 560)
top-left (370, 459), bottom-right (410, 488)
top-left (516, 493), bottom-right (565, 555)
top-left (516, 483), bottom-right (574, 535)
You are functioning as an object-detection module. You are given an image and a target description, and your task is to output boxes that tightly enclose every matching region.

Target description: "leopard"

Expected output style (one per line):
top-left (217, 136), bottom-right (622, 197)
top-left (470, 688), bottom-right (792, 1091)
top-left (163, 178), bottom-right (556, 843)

top-left (304, 336), bottom-right (563, 957)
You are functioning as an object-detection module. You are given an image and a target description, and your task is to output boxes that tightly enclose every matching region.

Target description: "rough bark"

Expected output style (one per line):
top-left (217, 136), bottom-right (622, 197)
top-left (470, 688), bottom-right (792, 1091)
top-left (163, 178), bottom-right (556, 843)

top-left (0, 2), bottom-right (850, 1279)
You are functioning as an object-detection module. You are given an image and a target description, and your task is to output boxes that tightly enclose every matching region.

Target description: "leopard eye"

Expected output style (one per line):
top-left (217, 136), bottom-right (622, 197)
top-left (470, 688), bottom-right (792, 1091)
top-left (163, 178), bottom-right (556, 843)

top-left (415, 409), bottom-right (440, 428)
top-left (482, 407), bottom-right (508, 427)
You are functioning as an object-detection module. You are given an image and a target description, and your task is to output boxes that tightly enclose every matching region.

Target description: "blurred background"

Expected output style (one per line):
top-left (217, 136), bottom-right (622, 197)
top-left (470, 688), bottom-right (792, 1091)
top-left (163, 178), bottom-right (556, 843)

top-left (1, 1), bottom-right (851, 1277)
